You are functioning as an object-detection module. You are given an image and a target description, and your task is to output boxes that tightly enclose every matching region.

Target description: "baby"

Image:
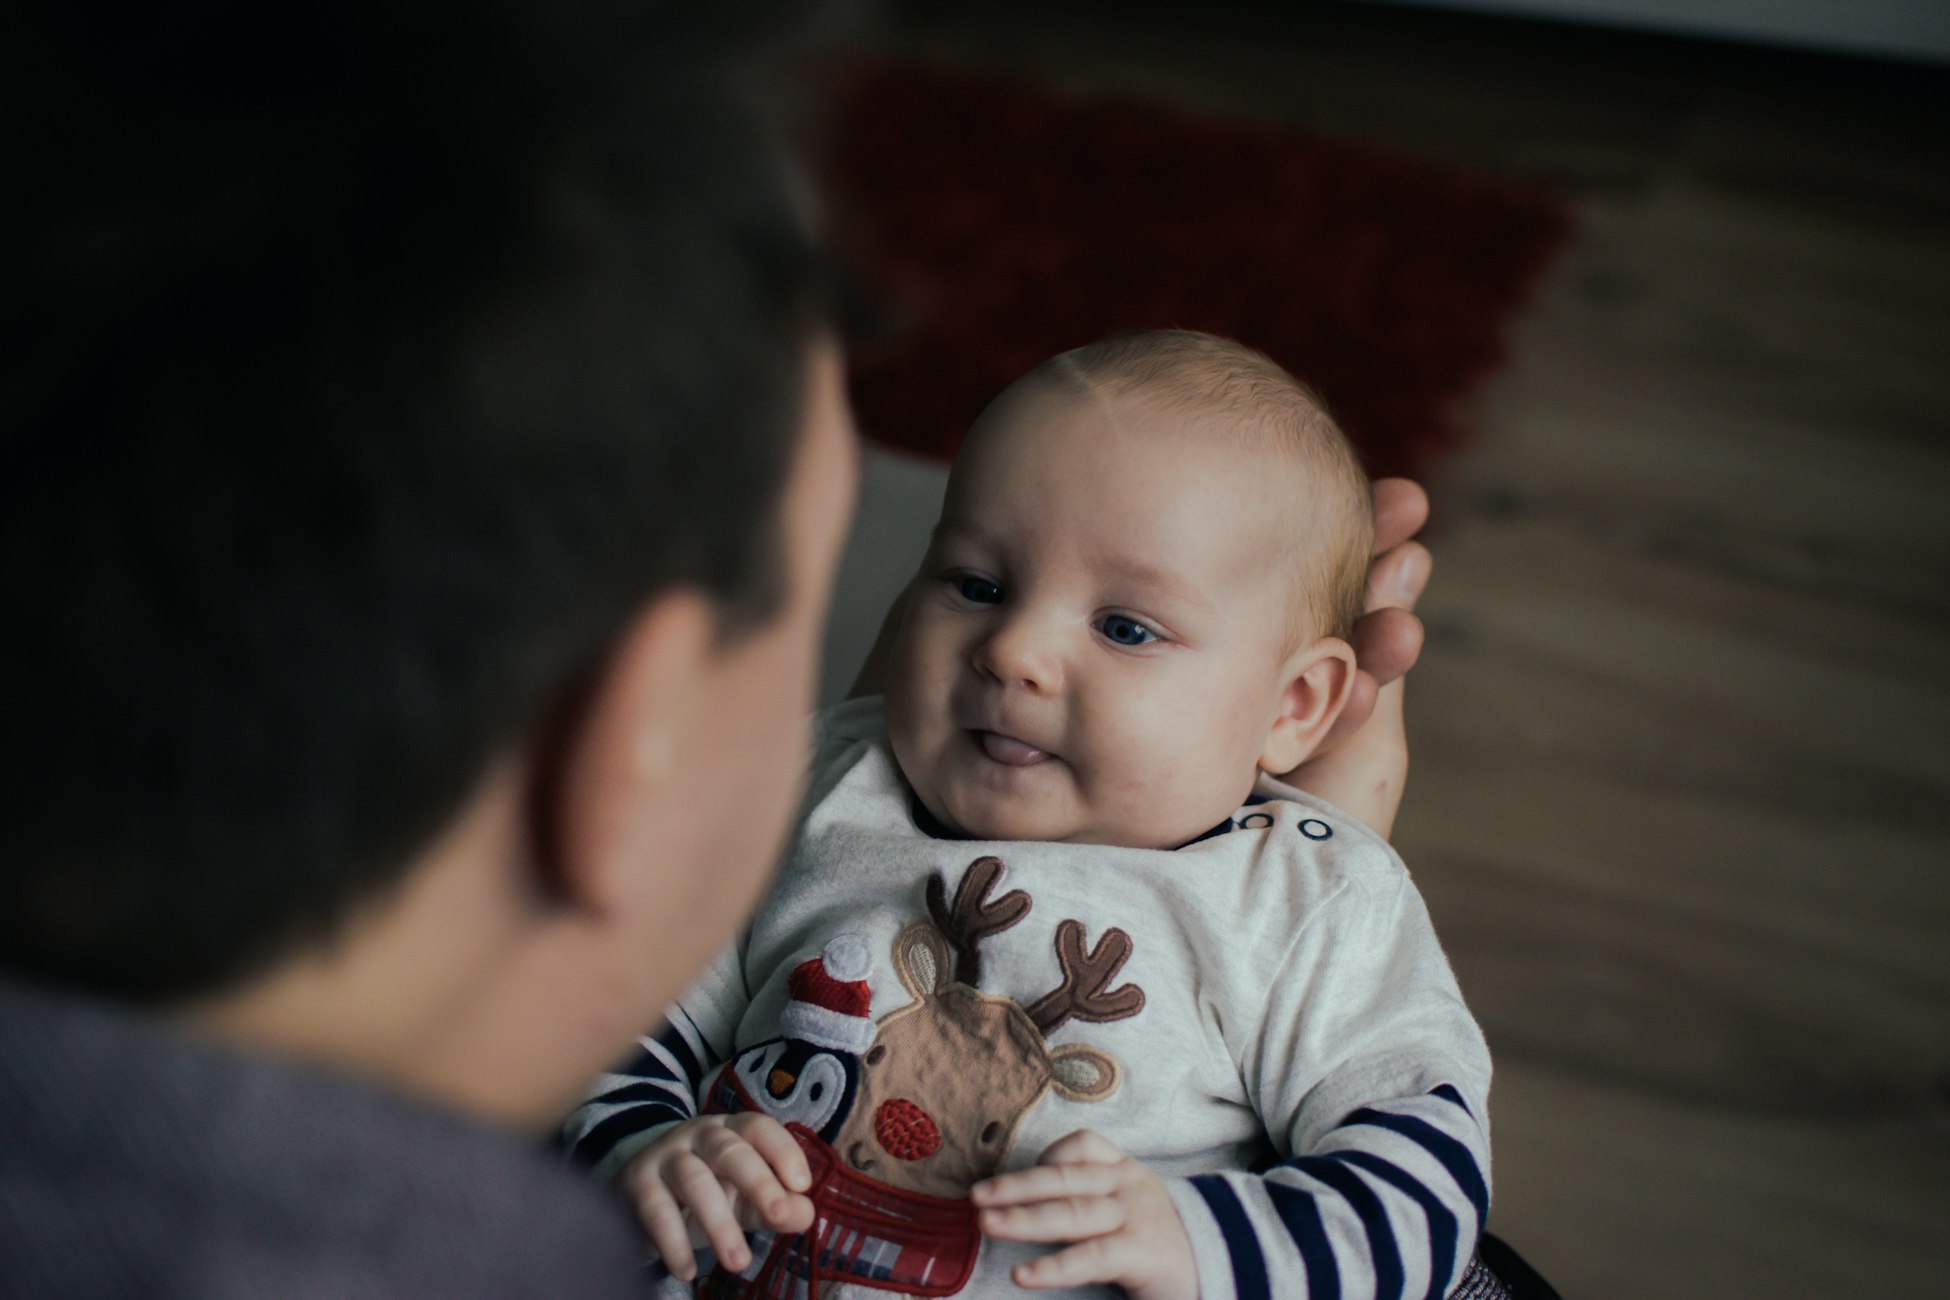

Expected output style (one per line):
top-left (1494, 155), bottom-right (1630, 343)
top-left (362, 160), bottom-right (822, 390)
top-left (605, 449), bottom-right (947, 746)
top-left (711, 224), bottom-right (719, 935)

top-left (568, 330), bottom-right (1491, 1300)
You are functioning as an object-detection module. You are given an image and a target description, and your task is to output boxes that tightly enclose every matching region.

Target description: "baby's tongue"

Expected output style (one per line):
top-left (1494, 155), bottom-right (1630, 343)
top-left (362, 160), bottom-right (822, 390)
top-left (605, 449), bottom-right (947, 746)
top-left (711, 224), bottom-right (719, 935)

top-left (980, 731), bottom-right (1049, 766)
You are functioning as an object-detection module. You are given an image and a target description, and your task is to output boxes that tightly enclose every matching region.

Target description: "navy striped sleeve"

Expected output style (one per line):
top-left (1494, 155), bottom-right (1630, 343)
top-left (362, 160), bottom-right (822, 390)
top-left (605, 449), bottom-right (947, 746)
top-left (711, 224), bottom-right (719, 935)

top-left (1294, 1156), bottom-right (1404, 1300)
top-left (1337, 1105), bottom-right (1490, 1227)
top-left (1330, 1151), bottom-right (1459, 1300)
top-left (1264, 1181), bottom-right (1341, 1300)
top-left (1174, 1087), bottom-right (1488, 1300)
top-left (1190, 1175), bottom-right (1272, 1300)
top-left (562, 1016), bottom-right (716, 1178)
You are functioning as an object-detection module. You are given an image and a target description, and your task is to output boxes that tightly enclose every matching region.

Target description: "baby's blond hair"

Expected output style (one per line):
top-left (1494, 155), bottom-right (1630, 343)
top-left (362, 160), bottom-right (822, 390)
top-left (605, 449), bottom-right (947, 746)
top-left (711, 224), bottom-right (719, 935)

top-left (1019, 330), bottom-right (1373, 645)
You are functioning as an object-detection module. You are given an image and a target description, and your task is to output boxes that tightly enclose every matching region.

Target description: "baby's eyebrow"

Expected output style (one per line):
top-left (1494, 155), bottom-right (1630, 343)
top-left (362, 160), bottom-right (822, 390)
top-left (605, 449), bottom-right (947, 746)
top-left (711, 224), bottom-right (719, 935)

top-left (1096, 555), bottom-right (1216, 614)
top-left (931, 516), bottom-right (994, 547)
top-left (932, 516), bottom-right (1214, 615)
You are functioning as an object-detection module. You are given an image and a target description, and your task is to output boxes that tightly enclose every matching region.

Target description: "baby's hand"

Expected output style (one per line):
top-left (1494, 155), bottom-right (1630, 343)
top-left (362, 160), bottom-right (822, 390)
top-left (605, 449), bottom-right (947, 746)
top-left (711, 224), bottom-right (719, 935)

top-left (620, 1114), bottom-right (815, 1283)
top-left (972, 1129), bottom-right (1197, 1300)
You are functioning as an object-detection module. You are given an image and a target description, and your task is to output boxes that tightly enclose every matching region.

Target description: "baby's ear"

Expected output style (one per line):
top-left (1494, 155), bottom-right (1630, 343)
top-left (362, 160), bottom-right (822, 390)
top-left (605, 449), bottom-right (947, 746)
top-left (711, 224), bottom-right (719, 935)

top-left (1259, 636), bottom-right (1358, 777)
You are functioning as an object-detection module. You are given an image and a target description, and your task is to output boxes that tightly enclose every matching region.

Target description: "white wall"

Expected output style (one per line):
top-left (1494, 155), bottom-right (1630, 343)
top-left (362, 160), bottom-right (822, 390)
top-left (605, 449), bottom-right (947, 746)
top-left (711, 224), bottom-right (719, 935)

top-left (1344, 0), bottom-right (1950, 64)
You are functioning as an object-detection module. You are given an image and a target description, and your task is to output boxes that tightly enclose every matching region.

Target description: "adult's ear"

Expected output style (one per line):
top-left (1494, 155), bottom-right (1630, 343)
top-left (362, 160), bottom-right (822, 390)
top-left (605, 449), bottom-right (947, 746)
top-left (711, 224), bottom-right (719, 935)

top-left (1259, 636), bottom-right (1358, 778)
top-left (525, 589), bottom-right (719, 914)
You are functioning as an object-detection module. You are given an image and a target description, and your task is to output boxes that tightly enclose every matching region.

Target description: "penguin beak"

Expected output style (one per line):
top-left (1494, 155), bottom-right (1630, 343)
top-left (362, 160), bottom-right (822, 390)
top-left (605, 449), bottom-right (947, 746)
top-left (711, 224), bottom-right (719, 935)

top-left (767, 1067), bottom-right (796, 1098)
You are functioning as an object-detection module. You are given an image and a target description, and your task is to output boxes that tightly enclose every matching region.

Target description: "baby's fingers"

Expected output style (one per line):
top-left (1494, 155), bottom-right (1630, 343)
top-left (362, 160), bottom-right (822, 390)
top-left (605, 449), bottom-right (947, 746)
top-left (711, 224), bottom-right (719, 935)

top-left (980, 1193), bottom-right (1124, 1243)
top-left (1034, 1128), bottom-right (1127, 1168)
top-left (698, 1128), bottom-right (810, 1233)
top-left (665, 1151), bottom-right (753, 1273)
top-left (1010, 1233), bottom-right (1129, 1291)
top-left (628, 1175), bottom-right (701, 1283)
top-left (725, 1114), bottom-right (812, 1194)
top-left (972, 1160), bottom-right (1121, 1208)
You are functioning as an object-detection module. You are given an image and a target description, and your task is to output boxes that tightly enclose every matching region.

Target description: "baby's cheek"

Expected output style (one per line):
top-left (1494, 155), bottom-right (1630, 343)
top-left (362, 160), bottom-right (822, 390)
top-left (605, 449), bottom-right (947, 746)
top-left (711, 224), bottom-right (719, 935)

top-left (1123, 690), bottom-right (1263, 815)
top-left (1091, 712), bottom-right (1203, 815)
top-left (887, 652), bottom-right (947, 730)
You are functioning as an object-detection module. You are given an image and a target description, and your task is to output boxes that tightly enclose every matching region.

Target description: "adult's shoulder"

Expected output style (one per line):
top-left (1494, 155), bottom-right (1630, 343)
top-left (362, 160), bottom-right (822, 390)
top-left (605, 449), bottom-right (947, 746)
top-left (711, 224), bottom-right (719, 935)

top-left (0, 982), bottom-right (649, 1299)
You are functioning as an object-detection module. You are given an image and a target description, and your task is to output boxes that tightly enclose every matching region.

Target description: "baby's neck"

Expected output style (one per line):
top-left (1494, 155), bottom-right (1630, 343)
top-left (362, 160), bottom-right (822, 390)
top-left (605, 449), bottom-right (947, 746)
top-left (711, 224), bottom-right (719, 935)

top-left (903, 779), bottom-right (1261, 853)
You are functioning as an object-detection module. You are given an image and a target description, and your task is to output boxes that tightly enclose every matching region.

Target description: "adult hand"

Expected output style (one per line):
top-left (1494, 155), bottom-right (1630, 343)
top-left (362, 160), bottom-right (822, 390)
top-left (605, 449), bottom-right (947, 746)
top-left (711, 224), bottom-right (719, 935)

top-left (1329, 477), bottom-right (1430, 748)
top-left (1279, 477), bottom-right (1430, 838)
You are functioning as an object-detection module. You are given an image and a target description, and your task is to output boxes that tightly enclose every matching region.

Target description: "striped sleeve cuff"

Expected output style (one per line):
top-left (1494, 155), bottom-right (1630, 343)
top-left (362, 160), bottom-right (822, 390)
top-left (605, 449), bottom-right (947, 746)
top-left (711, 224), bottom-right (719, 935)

top-left (563, 1017), bottom-right (713, 1178)
top-left (586, 1117), bottom-right (682, 1185)
top-left (1162, 1085), bottom-right (1490, 1300)
top-left (1165, 1175), bottom-right (1246, 1300)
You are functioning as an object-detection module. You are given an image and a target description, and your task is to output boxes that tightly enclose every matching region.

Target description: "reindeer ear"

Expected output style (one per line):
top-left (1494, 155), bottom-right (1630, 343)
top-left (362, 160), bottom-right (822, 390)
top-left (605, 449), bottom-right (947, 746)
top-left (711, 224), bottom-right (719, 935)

top-left (891, 922), bottom-right (953, 999)
top-left (1047, 1045), bottom-right (1121, 1102)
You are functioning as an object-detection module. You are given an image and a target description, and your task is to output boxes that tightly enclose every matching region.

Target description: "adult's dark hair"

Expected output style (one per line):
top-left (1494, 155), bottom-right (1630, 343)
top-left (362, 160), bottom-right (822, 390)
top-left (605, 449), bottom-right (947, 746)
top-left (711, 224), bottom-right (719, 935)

top-left (4, 2), bottom-right (834, 1003)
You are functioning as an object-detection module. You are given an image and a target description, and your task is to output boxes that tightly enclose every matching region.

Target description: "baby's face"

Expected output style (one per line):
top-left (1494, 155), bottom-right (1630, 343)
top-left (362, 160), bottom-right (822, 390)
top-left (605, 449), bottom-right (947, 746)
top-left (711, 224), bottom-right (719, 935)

top-left (885, 383), bottom-right (1308, 849)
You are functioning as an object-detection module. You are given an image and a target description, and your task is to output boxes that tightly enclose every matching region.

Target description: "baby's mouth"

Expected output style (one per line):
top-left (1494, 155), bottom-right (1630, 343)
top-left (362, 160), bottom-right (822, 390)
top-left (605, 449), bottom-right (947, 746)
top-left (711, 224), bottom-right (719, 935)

top-left (973, 730), bottom-right (1053, 767)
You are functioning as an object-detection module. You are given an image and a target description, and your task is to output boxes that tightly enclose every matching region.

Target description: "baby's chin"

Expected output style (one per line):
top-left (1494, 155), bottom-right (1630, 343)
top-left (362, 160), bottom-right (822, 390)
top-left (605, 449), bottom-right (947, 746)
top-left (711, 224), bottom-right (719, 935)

top-left (921, 790), bottom-right (1067, 844)
top-left (924, 787), bottom-right (1219, 851)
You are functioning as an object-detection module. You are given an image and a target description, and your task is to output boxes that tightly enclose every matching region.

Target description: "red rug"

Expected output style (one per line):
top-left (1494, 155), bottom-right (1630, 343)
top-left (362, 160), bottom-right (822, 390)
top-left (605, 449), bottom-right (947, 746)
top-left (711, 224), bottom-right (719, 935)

top-left (820, 61), bottom-right (1573, 481)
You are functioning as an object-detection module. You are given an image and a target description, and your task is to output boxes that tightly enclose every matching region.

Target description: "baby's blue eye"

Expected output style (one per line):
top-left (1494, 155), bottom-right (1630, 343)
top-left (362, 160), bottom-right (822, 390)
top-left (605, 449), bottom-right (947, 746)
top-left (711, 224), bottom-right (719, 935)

top-left (1099, 615), bottom-right (1158, 646)
top-left (954, 575), bottom-right (1002, 604)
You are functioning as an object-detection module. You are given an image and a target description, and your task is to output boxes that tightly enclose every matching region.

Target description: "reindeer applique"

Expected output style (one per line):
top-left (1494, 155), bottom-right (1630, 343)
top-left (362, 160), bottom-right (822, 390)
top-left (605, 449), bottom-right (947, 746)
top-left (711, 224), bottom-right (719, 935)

top-left (698, 855), bottom-right (1145, 1300)
top-left (834, 854), bottom-right (1147, 1200)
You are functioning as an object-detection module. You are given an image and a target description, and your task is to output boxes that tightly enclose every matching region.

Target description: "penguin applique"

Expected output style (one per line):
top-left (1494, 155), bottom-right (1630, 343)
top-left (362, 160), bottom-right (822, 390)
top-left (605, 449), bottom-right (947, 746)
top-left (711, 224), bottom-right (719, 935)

top-left (701, 934), bottom-right (874, 1143)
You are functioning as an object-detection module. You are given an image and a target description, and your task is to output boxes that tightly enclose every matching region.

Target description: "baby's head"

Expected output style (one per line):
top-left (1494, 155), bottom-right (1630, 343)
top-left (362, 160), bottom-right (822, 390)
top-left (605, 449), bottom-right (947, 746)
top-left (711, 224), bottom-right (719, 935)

top-left (885, 330), bottom-right (1374, 850)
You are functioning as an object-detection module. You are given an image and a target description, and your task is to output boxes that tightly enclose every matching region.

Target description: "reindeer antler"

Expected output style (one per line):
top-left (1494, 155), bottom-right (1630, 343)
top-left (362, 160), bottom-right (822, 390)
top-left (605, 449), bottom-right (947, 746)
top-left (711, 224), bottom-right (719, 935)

top-left (926, 857), bottom-right (1030, 987)
top-left (1026, 920), bottom-right (1146, 1034)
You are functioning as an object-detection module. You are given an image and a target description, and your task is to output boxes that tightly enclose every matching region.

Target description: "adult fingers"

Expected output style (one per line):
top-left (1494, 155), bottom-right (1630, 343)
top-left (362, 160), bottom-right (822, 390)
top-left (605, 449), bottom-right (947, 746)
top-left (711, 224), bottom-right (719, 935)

top-left (1371, 478), bottom-right (1429, 556)
top-left (1348, 602), bottom-right (1426, 688)
top-left (1365, 539), bottom-right (1432, 615)
top-left (1319, 604), bottom-right (1420, 752)
top-left (665, 1152), bottom-right (752, 1273)
top-left (1319, 669), bottom-right (1380, 753)
top-left (980, 1194), bottom-right (1125, 1243)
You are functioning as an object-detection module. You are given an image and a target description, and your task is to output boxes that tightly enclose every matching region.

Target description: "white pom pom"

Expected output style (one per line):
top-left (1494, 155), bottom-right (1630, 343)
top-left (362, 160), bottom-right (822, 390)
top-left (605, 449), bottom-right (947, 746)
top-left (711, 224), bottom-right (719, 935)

top-left (822, 933), bottom-right (871, 982)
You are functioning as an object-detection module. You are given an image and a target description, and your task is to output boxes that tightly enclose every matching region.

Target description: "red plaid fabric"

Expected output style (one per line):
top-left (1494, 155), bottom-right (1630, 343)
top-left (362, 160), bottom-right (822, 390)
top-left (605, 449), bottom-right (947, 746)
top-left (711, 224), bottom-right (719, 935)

top-left (703, 1126), bottom-right (980, 1299)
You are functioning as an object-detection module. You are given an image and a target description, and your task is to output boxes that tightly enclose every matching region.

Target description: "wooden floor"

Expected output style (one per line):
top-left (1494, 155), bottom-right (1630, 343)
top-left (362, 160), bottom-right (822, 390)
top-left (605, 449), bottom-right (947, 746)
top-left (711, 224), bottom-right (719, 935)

top-left (822, 5), bottom-right (1950, 1295)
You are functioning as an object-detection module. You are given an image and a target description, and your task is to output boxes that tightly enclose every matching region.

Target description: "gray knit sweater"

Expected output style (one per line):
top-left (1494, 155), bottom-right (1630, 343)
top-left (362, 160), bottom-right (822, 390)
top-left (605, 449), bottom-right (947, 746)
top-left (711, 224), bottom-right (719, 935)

top-left (0, 979), bottom-right (648, 1298)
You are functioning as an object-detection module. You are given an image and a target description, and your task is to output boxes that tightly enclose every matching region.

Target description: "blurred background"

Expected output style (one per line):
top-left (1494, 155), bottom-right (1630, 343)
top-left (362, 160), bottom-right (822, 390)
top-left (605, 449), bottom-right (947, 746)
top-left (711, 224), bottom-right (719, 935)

top-left (813, 2), bottom-right (1950, 1296)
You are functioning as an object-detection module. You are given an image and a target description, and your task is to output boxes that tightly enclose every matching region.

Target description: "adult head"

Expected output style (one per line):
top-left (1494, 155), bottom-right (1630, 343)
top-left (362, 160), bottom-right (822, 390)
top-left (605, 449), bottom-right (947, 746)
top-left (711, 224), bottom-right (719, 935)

top-left (5, 0), bottom-right (856, 1126)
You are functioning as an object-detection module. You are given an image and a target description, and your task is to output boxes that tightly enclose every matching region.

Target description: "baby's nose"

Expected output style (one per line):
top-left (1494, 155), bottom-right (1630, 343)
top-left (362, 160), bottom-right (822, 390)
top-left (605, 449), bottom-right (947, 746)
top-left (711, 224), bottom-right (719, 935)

top-left (973, 615), bottom-right (1061, 691)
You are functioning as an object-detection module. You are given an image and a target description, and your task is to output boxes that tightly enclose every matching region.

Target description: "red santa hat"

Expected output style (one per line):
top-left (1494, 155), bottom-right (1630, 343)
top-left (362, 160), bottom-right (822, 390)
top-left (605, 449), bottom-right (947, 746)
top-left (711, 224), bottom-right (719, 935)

top-left (780, 934), bottom-right (876, 1055)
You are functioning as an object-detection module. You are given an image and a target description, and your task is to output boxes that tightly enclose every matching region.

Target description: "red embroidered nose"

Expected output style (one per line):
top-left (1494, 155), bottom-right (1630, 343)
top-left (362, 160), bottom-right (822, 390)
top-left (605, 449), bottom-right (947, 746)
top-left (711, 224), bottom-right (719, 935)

top-left (873, 1098), bottom-right (942, 1161)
